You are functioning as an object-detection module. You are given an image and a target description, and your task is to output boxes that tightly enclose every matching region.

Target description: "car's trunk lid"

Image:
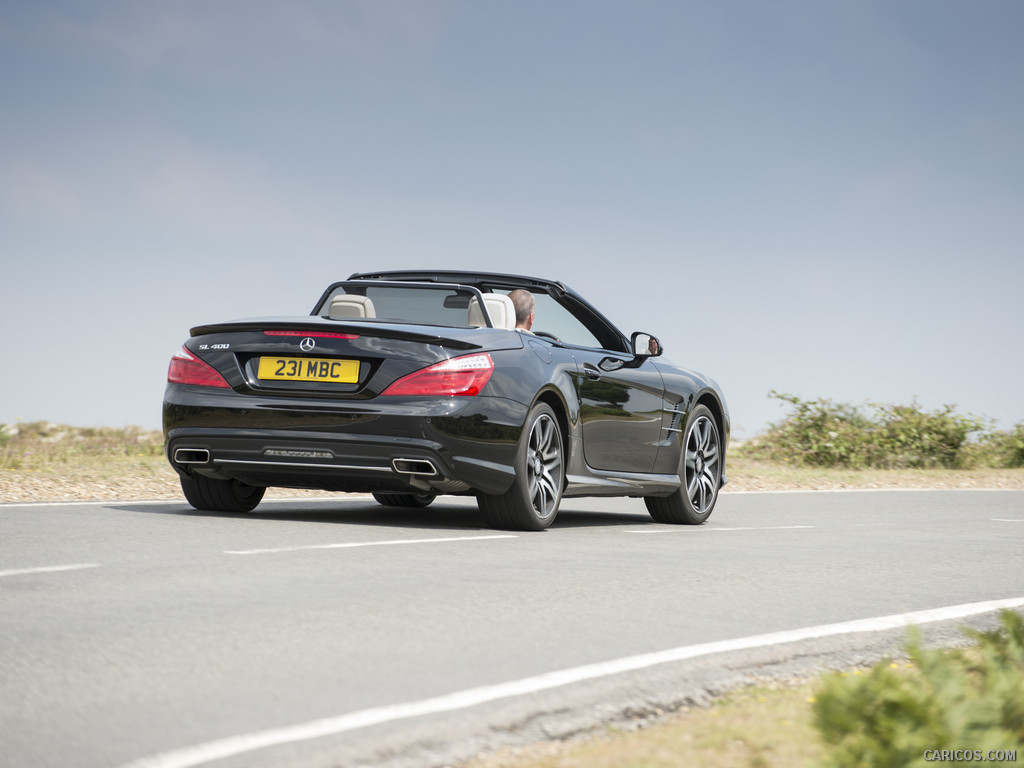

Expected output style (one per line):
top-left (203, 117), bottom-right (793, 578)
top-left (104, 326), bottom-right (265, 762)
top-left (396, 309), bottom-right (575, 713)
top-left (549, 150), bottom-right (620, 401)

top-left (185, 318), bottom-right (520, 398)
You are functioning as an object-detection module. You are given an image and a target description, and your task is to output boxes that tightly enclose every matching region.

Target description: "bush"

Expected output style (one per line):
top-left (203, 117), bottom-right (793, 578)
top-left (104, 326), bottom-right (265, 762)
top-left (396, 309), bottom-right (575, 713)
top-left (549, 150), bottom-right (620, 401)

top-left (872, 402), bottom-right (987, 469)
top-left (813, 611), bottom-right (1024, 767)
top-left (743, 392), bottom-right (876, 468)
top-left (975, 422), bottom-right (1024, 469)
top-left (741, 392), bottom-right (992, 469)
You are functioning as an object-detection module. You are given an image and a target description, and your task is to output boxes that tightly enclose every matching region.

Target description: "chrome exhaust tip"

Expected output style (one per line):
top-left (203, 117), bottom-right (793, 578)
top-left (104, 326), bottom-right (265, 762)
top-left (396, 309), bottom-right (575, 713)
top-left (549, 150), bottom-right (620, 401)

top-left (391, 458), bottom-right (438, 476)
top-left (174, 448), bottom-right (211, 464)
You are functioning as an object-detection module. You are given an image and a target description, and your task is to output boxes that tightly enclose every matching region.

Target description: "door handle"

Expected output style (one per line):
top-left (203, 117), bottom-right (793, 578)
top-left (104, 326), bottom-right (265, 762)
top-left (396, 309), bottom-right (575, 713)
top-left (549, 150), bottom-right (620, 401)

top-left (583, 364), bottom-right (601, 381)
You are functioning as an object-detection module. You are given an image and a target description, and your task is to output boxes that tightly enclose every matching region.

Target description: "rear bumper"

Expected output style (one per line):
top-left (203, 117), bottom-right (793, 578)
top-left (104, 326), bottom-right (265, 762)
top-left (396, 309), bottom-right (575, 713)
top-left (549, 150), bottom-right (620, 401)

top-left (163, 386), bottom-right (526, 496)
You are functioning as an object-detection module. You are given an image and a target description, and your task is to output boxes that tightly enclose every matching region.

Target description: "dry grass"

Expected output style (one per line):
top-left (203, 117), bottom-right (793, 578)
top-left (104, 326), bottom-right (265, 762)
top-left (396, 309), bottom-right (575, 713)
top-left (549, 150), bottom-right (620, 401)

top-left (725, 454), bottom-right (1024, 492)
top-left (0, 421), bottom-right (163, 471)
top-left (459, 681), bottom-right (823, 768)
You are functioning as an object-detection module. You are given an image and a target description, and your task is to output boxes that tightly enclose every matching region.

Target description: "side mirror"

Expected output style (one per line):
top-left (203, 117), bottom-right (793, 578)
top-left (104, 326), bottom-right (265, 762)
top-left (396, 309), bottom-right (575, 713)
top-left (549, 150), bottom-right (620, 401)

top-left (631, 332), bottom-right (662, 357)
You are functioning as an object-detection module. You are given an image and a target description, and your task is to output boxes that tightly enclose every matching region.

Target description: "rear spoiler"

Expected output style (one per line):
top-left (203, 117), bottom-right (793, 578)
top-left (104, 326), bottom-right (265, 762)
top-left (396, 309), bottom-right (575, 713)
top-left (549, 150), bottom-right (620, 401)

top-left (189, 318), bottom-right (484, 352)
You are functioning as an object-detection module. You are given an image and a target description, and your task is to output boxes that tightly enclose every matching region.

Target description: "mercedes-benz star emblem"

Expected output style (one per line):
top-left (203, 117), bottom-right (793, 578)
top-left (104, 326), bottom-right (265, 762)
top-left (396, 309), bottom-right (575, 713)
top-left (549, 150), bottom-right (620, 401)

top-left (300, 337), bottom-right (316, 352)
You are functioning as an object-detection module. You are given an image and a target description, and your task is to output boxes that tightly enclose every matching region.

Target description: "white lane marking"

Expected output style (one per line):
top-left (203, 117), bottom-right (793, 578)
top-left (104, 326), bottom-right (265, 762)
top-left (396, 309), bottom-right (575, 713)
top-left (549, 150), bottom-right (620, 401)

top-left (993, 518), bottom-right (1024, 522)
top-left (1, 501), bottom-right (125, 508)
top-left (624, 525), bottom-right (815, 533)
top-left (117, 597), bottom-right (1024, 768)
top-left (225, 534), bottom-right (517, 555)
top-left (722, 488), bottom-right (1024, 494)
top-left (0, 563), bottom-right (102, 579)
top-left (0, 496), bottom-right (364, 509)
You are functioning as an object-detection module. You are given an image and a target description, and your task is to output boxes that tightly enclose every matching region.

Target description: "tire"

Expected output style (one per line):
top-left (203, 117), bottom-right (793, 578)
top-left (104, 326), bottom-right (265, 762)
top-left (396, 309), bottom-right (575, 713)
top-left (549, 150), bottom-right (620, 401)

top-left (372, 492), bottom-right (437, 508)
top-left (478, 402), bottom-right (564, 531)
top-left (645, 404), bottom-right (721, 524)
top-left (179, 473), bottom-right (265, 513)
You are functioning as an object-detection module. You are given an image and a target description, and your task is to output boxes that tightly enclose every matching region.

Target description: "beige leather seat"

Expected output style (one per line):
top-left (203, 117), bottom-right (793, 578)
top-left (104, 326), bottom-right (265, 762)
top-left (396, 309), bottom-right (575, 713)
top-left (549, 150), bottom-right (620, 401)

top-left (329, 295), bottom-right (376, 319)
top-left (468, 294), bottom-right (516, 330)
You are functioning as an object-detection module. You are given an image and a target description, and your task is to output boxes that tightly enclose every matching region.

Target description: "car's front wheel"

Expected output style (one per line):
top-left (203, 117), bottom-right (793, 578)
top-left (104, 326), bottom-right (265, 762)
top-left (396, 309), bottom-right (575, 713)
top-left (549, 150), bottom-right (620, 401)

top-left (478, 402), bottom-right (564, 531)
top-left (179, 473), bottom-right (265, 513)
top-left (645, 404), bottom-right (721, 524)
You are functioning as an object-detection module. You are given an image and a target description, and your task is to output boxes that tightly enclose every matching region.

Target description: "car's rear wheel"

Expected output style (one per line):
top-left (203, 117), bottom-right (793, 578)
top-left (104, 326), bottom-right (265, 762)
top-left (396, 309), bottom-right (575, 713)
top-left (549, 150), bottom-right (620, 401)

top-left (478, 402), bottom-right (564, 531)
top-left (179, 473), bottom-right (265, 513)
top-left (372, 492), bottom-right (437, 508)
top-left (645, 404), bottom-right (721, 524)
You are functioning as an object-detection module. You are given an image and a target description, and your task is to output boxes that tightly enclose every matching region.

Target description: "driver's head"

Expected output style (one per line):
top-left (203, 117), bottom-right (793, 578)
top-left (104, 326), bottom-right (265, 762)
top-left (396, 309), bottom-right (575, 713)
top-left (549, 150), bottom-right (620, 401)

top-left (508, 289), bottom-right (535, 330)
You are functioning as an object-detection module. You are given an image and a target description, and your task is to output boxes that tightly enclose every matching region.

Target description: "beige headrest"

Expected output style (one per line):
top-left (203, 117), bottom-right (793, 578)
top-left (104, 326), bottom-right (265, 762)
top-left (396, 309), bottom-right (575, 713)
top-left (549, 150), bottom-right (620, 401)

top-left (329, 295), bottom-right (376, 319)
top-left (468, 294), bottom-right (516, 330)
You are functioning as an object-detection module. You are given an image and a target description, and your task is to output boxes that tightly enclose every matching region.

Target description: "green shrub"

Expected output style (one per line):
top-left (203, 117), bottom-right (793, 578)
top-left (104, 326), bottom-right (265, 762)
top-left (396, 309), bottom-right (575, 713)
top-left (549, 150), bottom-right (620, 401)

top-left (741, 392), bottom-right (992, 469)
top-left (872, 402), bottom-right (987, 469)
top-left (741, 392), bottom-right (875, 468)
top-left (974, 422), bottom-right (1024, 469)
top-left (813, 611), bottom-right (1024, 767)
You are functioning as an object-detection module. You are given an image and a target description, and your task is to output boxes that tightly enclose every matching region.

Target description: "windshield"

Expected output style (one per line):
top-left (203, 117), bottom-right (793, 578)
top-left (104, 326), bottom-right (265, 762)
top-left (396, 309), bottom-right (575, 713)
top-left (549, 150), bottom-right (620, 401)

top-left (318, 283), bottom-right (484, 327)
top-left (315, 279), bottom-right (622, 350)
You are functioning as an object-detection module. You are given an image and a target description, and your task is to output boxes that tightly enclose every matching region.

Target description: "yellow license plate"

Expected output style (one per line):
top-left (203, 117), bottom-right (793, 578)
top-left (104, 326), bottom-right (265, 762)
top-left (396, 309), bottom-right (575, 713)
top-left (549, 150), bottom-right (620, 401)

top-left (257, 357), bottom-right (360, 383)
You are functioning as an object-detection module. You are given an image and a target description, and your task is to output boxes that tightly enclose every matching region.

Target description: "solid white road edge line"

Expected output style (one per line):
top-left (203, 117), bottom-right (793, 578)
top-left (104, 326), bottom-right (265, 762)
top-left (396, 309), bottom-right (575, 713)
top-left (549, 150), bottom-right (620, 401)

top-left (225, 534), bottom-right (517, 555)
top-left (119, 596), bottom-right (1024, 768)
top-left (624, 525), bottom-right (815, 533)
top-left (0, 563), bottom-right (101, 578)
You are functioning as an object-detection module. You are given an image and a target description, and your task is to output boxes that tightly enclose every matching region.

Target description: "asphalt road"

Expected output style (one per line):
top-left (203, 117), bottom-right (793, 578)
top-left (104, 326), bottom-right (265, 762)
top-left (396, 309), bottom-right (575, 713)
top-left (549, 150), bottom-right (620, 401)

top-left (2, 490), bottom-right (1022, 768)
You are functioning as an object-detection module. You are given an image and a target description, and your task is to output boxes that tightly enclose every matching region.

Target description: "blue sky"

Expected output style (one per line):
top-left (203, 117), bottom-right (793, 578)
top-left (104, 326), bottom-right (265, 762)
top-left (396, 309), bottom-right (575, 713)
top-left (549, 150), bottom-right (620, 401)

top-left (1, 1), bottom-right (1022, 439)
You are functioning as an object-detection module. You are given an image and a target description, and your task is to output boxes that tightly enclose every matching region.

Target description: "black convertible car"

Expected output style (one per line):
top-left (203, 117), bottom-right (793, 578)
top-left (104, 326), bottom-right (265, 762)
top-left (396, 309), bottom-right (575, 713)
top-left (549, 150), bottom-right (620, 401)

top-left (163, 271), bottom-right (729, 530)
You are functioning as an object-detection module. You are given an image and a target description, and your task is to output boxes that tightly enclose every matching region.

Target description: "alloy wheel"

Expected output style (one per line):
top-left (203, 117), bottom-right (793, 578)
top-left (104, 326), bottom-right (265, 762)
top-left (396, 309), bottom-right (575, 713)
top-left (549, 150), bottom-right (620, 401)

top-left (527, 413), bottom-right (563, 521)
top-left (684, 414), bottom-right (720, 515)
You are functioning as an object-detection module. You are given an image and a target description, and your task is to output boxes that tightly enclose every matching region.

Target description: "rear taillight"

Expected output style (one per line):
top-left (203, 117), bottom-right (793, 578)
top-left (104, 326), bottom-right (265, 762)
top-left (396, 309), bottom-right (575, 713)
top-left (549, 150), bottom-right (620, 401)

top-left (381, 353), bottom-right (494, 397)
top-left (167, 347), bottom-right (231, 388)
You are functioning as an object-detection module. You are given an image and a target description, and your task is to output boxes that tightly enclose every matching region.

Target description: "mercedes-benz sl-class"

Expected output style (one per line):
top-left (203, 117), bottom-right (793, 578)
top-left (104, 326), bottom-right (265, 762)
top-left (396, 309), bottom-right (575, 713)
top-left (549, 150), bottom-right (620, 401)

top-left (163, 271), bottom-right (729, 530)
